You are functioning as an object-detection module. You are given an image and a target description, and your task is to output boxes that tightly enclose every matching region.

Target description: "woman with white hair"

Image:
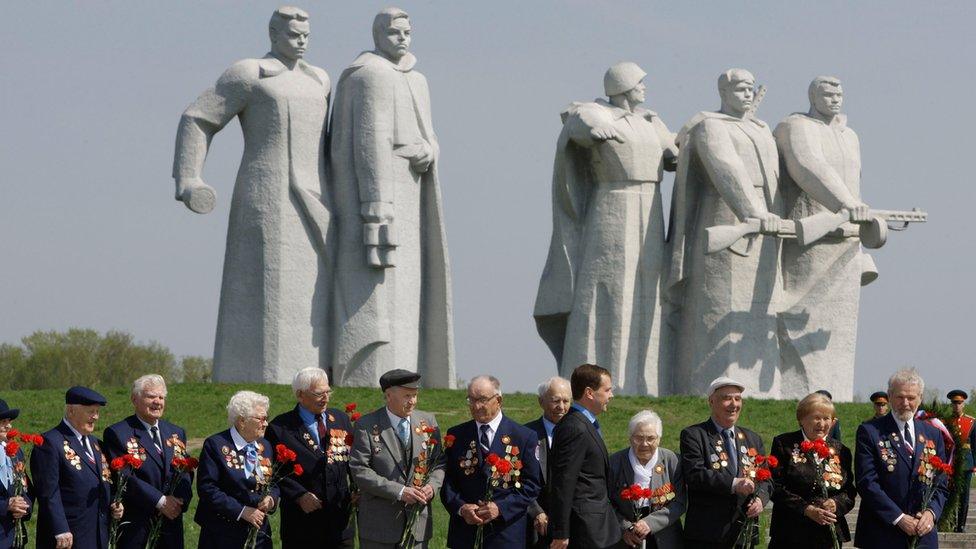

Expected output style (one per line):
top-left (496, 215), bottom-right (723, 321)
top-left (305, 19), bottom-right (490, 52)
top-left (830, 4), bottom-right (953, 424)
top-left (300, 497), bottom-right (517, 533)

top-left (609, 410), bottom-right (686, 548)
top-left (195, 391), bottom-right (279, 548)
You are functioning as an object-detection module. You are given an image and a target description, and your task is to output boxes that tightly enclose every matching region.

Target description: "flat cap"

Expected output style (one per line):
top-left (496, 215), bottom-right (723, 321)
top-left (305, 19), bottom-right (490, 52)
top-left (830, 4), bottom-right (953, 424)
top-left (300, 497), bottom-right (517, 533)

top-left (947, 389), bottom-right (969, 402)
top-left (708, 376), bottom-right (745, 396)
top-left (0, 398), bottom-right (19, 420)
top-left (869, 391), bottom-right (888, 403)
top-left (379, 369), bottom-right (421, 392)
top-left (65, 386), bottom-right (107, 406)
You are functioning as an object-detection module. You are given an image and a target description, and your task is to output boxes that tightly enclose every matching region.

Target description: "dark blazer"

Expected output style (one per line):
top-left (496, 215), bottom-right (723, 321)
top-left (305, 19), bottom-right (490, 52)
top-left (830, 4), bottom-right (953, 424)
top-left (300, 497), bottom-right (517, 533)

top-left (768, 431), bottom-right (856, 548)
top-left (679, 419), bottom-right (772, 546)
top-left (0, 445), bottom-right (33, 549)
top-left (548, 407), bottom-right (621, 548)
top-left (441, 415), bottom-right (542, 548)
top-left (524, 417), bottom-right (550, 548)
top-left (194, 430), bottom-right (280, 549)
top-left (103, 416), bottom-right (193, 549)
top-left (265, 405), bottom-right (354, 547)
top-left (854, 414), bottom-right (948, 549)
top-left (608, 447), bottom-right (686, 549)
top-left (30, 421), bottom-right (112, 549)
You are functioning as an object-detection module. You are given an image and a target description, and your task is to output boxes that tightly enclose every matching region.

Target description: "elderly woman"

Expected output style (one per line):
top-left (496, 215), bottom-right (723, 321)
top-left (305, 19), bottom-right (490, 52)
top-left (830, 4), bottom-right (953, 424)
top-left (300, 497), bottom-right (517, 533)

top-left (610, 410), bottom-right (685, 548)
top-left (769, 392), bottom-right (856, 548)
top-left (195, 391), bottom-right (279, 549)
top-left (1, 398), bottom-right (33, 549)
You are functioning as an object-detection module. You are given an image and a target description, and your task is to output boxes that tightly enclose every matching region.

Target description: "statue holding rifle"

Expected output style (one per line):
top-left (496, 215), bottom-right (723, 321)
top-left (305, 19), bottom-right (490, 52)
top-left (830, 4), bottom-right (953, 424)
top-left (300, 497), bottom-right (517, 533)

top-left (666, 68), bottom-right (789, 398)
top-left (774, 76), bottom-right (925, 400)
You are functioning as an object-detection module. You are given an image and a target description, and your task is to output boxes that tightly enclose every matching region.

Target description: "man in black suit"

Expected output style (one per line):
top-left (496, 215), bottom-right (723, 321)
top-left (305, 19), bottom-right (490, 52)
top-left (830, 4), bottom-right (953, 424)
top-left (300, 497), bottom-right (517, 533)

top-left (524, 376), bottom-right (571, 548)
top-left (266, 368), bottom-right (354, 548)
top-left (680, 377), bottom-right (771, 548)
top-left (548, 364), bottom-right (620, 549)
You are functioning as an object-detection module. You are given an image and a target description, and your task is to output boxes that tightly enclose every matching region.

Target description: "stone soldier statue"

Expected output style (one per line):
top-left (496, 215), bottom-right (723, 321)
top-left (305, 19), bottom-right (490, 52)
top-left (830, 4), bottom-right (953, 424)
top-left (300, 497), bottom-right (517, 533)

top-left (774, 76), bottom-right (876, 401)
top-left (330, 7), bottom-right (454, 388)
top-left (535, 62), bottom-right (678, 395)
top-left (666, 68), bottom-right (787, 398)
top-left (172, 6), bottom-right (333, 383)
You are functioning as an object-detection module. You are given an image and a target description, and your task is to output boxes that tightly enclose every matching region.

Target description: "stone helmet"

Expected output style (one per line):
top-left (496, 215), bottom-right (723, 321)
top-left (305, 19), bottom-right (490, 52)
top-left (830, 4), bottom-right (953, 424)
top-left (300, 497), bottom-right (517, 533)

top-left (604, 62), bottom-right (646, 97)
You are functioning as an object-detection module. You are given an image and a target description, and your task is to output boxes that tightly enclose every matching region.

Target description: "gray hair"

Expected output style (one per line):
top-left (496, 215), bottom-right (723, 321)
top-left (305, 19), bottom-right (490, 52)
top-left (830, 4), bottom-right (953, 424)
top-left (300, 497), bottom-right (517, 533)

top-left (537, 376), bottom-right (570, 398)
top-left (291, 367), bottom-right (329, 397)
top-left (372, 7), bottom-right (409, 48)
top-left (468, 375), bottom-right (502, 398)
top-left (718, 68), bottom-right (755, 93)
top-left (226, 390), bottom-right (270, 427)
top-left (131, 374), bottom-right (167, 398)
top-left (628, 409), bottom-right (663, 438)
top-left (888, 368), bottom-right (925, 395)
top-left (808, 75), bottom-right (842, 104)
top-left (269, 6), bottom-right (309, 33)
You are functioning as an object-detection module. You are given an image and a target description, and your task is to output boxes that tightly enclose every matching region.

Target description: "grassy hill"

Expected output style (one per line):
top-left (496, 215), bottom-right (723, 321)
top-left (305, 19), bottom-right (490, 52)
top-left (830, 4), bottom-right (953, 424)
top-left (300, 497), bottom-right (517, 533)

top-left (3, 383), bottom-right (891, 548)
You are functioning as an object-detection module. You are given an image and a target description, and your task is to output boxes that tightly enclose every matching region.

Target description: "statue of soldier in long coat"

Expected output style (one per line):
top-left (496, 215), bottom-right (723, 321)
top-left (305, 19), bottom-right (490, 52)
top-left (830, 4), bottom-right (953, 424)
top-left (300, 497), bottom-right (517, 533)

top-left (172, 7), bottom-right (332, 383)
top-left (774, 76), bottom-right (877, 401)
top-left (535, 62), bottom-right (677, 395)
top-left (666, 69), bottom-right (787, 398)
top-left (330, 7), bottom-right (455, 388)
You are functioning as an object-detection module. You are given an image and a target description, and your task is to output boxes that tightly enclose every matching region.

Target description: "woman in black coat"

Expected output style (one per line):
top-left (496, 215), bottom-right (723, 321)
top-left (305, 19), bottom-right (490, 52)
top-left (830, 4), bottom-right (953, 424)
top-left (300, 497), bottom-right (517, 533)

top-left (769, 392), bottom-right (857, 548)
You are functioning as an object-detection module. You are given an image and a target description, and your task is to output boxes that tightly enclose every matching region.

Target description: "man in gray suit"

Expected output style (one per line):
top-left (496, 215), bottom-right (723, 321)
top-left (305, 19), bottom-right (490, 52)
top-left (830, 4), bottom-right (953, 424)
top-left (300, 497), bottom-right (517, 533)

top-left (524, 377), bottom-right (571, 548)
top-left (349, 370), bottom-right (445, 548)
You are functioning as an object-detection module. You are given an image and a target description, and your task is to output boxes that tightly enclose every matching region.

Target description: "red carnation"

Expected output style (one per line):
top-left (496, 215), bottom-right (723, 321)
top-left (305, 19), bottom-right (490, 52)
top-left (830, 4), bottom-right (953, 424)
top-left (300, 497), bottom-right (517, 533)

top-left (345, 403), bottom-right (358, 413)
top-left (800, 440), bottom-right (814, 453)
top-left (641, 487), bottom-right (653, 499)
top-left (816, 446), bottom-right (831, 460)
top-left (293, 464), bottom-right (304, 477)
top-left (930, 456), bottom-right (944, 468)
top-left (185, 456), bottom-right (200, 470)
top-left (110, 456), bottom-right (126, 471)
top-left (33, 434), bottom-right (44, 446)
top-left (445, 434), bottom-right (456, 448)
top-left (127, 454), bottom-right (144, 468)
top-left (423, 425), bottom-right (436, 434)
top-left (766, 455), bottom-right (779, 468)
top-left (345, 433), bottom-right (354, 446)
top-left (756, 468), bottom-right (772, 482)
top-left (172, 457), bottom-right (186, 469)
top-left (496, 460), bottom-right (512, 475)
top-left (351, 412), bottom-right (362, 422)
top-left (486, 453), bottom-right (500, 466)
top-left (754, 454), bottom-right (765, 465)
top-left (275, 444), bottom-right (297, 463)
top-left (6, 428), bottom-right (19, 440)
top-left (620, 487), bottom-right (633, 500)
top-left (4, 441), bottom-right (19, 457)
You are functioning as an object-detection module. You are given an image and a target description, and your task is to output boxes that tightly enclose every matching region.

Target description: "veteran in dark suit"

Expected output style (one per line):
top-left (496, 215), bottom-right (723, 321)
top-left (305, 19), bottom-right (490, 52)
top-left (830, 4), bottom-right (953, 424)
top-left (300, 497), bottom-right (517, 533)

top-left (854, 369), bottom-right (948, 549)
top-left (1, 399), bottom-right (33, 549)
top-left (769, 393), bottom-right (856, 548)
top-left (30, 387), bottom-right (123, 549)
top-left (609, 410), bottom-right (685, 549)
top-left (441, 376), bottom-right (543, 548)
top-left (524, 376), bottom-right (571, 548)
top-left (349, 369), bottom-right (445, 549)
top-left (103, 375), bottom-right (193, 549)
top-left (266, 367), bottom-right (354, 548)
top-left (679, 377), bottom-right (771, 549)
top-left (549, 364), bottom-right (621, 549)
top-left (195, 390), bottom-right (279, 549)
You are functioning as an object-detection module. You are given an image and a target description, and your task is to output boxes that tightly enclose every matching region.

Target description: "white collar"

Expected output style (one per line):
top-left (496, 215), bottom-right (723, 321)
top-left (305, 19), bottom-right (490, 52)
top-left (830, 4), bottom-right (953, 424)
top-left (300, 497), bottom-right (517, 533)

top-left (229, 426), bottom-right (251, 451)
top-left (893, 415), bottom-right (915, 438)
top-left (386, 407), bottom-right (410, 429)
top-left (63, 418), bottom-right (86, 441)
top-left (475, 412), bottom-right (503, 434)
top-left (138, 416), bottom-right (160, 432)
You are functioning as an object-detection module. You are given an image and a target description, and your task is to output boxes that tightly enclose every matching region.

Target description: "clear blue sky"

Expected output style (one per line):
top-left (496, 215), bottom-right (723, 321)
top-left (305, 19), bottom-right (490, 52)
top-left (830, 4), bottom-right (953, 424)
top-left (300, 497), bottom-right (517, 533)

top-left (2, 1), bottom-right (973, 399)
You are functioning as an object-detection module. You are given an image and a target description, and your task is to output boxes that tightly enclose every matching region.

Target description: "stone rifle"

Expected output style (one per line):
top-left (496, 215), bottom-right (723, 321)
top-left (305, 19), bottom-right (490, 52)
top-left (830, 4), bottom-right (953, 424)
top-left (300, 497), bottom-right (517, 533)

top-left (705, 208), bottom-right (927, 254)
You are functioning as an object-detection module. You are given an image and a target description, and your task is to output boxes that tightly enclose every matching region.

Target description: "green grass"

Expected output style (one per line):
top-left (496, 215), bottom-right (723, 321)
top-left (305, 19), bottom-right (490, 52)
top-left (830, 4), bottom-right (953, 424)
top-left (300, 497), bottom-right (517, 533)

top-left (1, 384), bottom-right (931, 548)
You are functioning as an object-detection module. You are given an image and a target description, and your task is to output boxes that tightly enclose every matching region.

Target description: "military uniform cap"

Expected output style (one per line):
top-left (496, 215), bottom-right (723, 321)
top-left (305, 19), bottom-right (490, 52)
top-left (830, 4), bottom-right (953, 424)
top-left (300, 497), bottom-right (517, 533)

top-left (379, 369), bottom-right (422, 392)
top-left (65, 386), bottom-right (107, 406)
top-left (869, 391), bottom-right (888, 403)
top-left (0, 398), bottom-right (19, 420)
top-left (947, 389), bottom-right (969, 402)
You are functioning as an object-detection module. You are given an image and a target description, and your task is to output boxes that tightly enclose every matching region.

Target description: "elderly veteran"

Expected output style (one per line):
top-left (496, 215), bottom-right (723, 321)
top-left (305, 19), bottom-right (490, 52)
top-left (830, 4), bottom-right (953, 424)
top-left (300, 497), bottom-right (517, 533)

top-left (349, 369), bottom-right (444, 549)
top-left (768, 392), bottom-right (856, 548)
top-left (1, 398), bottom-right (33, 549)
top-left (195, 391), bottom-right (279, 549)
top-left (524, 376), bottom-right (571, 548)
top-left (31, 387), bottom-right (123, 549)
top-left (266, 367), bottom-right (354, 548)
top-left (609, 410), bottom-right (685, 549)
top-left (103, 375), bottom-right (192, 549)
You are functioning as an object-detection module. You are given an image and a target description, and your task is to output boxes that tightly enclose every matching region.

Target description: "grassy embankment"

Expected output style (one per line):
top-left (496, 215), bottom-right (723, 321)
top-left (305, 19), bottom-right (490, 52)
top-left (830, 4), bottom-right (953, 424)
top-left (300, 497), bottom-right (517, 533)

top-left (4, 384), bottom-right (893, 548)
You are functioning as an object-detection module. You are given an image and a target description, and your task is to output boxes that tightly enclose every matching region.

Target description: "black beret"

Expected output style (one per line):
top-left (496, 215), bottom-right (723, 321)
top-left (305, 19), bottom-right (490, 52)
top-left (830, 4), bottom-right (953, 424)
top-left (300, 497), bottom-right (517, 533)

top-left (379, 369), bottom-right (422, 392)
top-left (947, 389), bottom-right (968, 401)
top-left (869, 391), bottom-right (889, 403)
top-left (0, 398), bottom-right (19, 420)
top-left (65, 386), bottom-right (107, 406)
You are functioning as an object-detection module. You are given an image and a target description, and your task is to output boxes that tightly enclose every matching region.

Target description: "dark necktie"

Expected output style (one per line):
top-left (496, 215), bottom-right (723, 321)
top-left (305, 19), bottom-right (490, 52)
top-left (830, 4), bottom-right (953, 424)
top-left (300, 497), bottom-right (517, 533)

top-left (723, 429), bottom-right (739, 474)
top-left (314, 413), bottom-right (328, 444)
top-left (593, 418), bottom-right (602, 437)
top-left (904, 423), bottom-right (914, 455)
top-left (150, 425), bottom-right (163, 454)
top-left (479, 424), bottom-right (491, 453)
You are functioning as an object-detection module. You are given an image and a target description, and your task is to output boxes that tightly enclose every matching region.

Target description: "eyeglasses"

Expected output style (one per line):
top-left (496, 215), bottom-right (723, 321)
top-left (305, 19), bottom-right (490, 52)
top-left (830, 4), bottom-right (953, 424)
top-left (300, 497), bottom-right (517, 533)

top-left (247, 416), bottom-right (269, 423)
top-left (466, 395), bottom-right (499, 406)
top-left (305, 389), bottom-right (332, 399)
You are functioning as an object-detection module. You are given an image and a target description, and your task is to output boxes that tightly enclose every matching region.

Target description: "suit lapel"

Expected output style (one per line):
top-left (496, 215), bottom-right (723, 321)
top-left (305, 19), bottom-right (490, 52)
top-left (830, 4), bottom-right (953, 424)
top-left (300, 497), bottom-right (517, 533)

top-left (293, 408), bottom-right (325, 456)
top-left (62, 426), bottom-right (98, 478)
top-left (378, 413), bottom-right (408, 481)
top-left (883, 415), bottom-right (913, 468)
top-left (160, 423), bottom-right (175, 474)
top-left (910, 419), bottom-right (925, 473)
